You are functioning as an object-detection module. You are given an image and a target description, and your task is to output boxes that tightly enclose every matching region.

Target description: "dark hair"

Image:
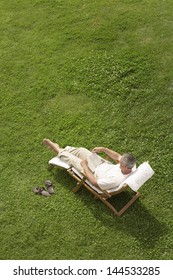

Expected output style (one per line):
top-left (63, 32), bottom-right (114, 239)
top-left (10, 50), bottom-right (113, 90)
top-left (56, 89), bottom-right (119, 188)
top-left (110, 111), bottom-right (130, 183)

top-left (121, 153), bottom-right (136, 169)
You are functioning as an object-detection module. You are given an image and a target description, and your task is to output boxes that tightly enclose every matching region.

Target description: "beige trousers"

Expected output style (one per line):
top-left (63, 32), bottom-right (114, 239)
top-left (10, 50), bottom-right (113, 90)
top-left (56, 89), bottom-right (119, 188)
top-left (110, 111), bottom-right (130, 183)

top-left (58, 146), bottom-right (92, 171)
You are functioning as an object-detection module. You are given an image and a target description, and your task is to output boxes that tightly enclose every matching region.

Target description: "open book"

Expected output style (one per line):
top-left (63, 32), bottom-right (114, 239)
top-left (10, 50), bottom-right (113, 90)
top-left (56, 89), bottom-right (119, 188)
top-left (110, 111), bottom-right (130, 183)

top-left (87, 153), bottom-right (103, 172)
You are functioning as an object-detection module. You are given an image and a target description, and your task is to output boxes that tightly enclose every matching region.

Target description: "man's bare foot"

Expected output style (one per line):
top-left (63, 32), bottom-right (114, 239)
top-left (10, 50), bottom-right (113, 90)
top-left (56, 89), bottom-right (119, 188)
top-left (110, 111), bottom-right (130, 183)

top-left (43, 139), bottom-right (62, 154)
top-left (43, 139), bottom-right (59, 148)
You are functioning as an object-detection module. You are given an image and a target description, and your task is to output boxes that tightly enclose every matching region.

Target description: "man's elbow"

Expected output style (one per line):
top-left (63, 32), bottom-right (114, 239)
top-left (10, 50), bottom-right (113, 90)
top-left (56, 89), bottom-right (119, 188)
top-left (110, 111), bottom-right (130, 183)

top-left (89, 178), bottom-right (99, 188)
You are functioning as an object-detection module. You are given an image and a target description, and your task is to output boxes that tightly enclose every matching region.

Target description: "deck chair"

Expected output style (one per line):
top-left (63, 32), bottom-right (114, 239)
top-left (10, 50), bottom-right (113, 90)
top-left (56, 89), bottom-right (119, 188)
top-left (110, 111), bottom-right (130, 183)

top-left (48, 157), bottom-right (154, 217)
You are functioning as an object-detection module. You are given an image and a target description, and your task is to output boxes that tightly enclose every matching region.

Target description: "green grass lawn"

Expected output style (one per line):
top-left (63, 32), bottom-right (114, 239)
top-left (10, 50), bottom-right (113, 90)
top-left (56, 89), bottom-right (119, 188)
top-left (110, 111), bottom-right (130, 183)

top-left (0, 0), bottom-right (173, 260)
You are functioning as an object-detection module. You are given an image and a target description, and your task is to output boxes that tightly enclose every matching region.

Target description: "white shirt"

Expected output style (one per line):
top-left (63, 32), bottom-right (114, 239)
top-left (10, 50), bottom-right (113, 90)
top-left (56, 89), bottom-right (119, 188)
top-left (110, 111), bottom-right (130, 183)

top-left (94, 162), bottom-right (131, 190)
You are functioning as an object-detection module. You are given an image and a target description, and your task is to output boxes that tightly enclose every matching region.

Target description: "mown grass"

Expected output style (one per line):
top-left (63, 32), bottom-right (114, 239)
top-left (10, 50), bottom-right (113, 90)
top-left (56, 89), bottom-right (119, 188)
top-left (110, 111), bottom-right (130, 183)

top-left (0, 0), bottom-right (173, 260)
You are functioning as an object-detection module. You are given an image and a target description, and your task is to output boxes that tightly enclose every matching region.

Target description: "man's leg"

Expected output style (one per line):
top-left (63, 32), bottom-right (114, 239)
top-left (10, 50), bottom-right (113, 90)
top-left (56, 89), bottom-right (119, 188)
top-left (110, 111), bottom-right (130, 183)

top-left (58, 147), bottom-right (92, 171)
top-left (43, 139), bottom-right (90, 171)
top-left (63, 146), bottom-right (92, 160)
top-left (43, 139), bottom-right (92, 159)
top-left (43, 139), bottom-right (63, 154)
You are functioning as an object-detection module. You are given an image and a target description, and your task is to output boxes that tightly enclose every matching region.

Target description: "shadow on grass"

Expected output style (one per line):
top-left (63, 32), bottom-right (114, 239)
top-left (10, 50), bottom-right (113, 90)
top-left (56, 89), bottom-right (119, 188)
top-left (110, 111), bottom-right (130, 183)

top-left (51, 168), bottom-right (168, 249)
top-left (78, 190), bottom-right (168, 249)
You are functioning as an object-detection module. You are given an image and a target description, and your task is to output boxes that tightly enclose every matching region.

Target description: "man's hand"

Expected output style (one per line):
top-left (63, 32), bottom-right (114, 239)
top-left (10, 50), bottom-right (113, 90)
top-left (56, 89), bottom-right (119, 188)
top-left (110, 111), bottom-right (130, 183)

top-left (92, 147), bottom-right (121, 162)
top-left (92, 147), bottom-right (104, 153)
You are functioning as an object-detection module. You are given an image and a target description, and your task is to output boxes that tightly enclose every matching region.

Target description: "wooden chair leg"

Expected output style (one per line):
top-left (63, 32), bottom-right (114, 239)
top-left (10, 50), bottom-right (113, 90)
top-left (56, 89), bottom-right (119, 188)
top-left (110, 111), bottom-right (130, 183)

top-left (73, 178), bottom-right (85, 193)
top-left (47, 164), bottom-right (54, 171)
top-left (117, 192), bottom-right (141, 217)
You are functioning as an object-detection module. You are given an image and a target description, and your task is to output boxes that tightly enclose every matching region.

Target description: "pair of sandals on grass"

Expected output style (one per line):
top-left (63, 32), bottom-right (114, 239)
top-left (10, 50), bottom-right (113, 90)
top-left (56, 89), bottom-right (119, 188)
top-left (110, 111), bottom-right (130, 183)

top-left (33, 180), bottom-right (54, 197)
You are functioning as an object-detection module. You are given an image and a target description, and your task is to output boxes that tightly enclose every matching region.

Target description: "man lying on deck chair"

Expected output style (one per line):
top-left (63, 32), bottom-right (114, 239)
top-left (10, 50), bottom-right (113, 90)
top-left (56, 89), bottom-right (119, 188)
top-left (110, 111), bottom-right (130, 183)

top-left (43, 139), bottom-right (136, 191)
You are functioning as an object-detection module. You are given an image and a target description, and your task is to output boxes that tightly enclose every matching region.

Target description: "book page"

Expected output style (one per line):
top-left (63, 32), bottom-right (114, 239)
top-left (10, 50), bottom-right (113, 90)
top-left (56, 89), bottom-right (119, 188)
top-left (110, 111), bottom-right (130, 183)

top-left (87, 153), bottom-right (103, 172)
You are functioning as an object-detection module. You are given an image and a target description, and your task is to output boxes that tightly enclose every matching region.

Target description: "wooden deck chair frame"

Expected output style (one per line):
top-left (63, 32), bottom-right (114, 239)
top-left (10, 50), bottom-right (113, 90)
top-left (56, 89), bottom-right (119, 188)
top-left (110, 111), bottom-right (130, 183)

top-left (48, 157), bottom-right (154, 217)
top-left (67, 167), bottom-right (141, 217)
top-left (49, 157), bottom-right (154, 217)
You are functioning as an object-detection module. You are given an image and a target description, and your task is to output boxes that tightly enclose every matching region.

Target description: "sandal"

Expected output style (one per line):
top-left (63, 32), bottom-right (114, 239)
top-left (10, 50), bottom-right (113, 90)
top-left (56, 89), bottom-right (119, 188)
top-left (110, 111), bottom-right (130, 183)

top-left (32, 186), bottom-right (51, 197)
top-left (44, 180), bottom-right (54, 194)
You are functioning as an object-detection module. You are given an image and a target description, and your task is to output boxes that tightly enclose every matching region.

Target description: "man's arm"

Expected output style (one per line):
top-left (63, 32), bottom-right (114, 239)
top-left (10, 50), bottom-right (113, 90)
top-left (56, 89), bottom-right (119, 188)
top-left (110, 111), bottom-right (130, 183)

top-left (92, 147), bottom-right (121, 162)
top-left (80, 160), bottom-right (99, 187)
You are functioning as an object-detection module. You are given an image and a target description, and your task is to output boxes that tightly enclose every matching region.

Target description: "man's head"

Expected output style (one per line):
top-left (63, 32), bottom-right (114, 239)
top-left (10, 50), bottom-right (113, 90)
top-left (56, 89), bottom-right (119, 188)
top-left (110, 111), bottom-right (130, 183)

top-left (120, 153), bottom-right (136, 174)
